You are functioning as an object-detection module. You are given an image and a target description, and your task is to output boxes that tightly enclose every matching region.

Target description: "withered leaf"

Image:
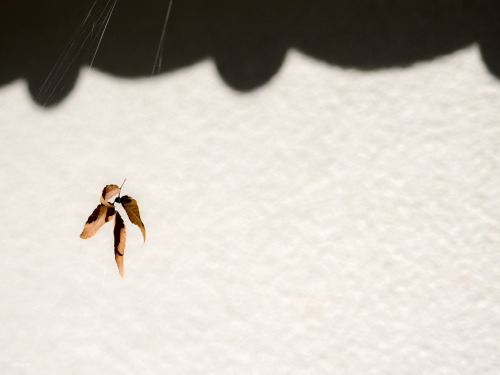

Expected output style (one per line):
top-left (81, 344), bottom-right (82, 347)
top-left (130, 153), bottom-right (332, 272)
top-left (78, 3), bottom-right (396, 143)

top-left (121, 195), bottom-right (146, 243)
top-left (80, 182), bottom-right (144, 278)
top-left (80, 204), bottom-right (115, 239)
top-left (100, 184), bottom-right (121, 207)
top-left (114, 211), bottom-right (126, 278)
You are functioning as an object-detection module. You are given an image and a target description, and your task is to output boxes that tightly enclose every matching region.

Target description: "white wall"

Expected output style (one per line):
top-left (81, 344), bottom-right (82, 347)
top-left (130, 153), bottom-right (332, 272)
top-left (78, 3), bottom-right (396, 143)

top-left (1, 36), bottom-right (499, 375)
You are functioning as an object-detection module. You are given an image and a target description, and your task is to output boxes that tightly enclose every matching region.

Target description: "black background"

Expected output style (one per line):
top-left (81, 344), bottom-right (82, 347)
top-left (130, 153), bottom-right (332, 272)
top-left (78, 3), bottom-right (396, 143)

top-left (1, 0), bottom-right (499, 106)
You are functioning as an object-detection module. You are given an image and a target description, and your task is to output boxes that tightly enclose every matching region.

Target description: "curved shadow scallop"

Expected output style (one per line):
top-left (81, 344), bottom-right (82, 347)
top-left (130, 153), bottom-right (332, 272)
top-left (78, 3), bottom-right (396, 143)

top-left (0, 0), bottom-right (499, 106)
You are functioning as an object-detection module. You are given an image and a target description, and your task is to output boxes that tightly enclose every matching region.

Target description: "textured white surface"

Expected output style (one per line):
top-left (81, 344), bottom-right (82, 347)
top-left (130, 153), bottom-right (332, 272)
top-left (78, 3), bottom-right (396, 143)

top-left (1, 47), bottom-right (500, 374)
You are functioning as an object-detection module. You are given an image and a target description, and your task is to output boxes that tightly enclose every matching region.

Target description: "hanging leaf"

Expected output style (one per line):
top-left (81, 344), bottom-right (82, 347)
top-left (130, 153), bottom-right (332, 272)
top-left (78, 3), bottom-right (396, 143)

top-left (113, 211), bottom-right (126, 278)
top-left (100, 184), bottom-right (121, 207)
top-left (80, 181), bottom-right (145, 278)
top-left (80, 204), bottom-right (115, 239)
top-left (121, 195), bottom-right (146, 243)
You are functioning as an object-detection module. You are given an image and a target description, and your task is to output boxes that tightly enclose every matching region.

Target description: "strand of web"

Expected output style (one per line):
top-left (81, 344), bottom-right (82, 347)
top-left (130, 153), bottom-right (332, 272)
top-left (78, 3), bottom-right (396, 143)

top-left (152, 0), bottom-right (174, 76)
top-left (36, 0), bottom-right (100, 104)
top-left (44, 1), bottom-right (116, 106)
top-left (89, 0), bottom-right (118, 69)
top-left (47, 0), bottom-right (117, 103)
top-left (37, 0), bottom-right (118, 106)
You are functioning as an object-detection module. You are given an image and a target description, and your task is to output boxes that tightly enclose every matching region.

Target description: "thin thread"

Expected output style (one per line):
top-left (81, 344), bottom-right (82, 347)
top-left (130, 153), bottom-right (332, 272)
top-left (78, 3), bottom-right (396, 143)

top-left (40, 0), bottom-right (118, 106)
top-left (152, 0), bottom-right (174, 76)
top-left (36, 0), bottom-right (100, 104)
top-left (43, 31), bottom-right (95, 106)
top-left (96, 265), bottom-right (108, 333)
top-left (28, 288), bottom-right (66, 360)
top-left (89, 0), bottom-right (118, 69)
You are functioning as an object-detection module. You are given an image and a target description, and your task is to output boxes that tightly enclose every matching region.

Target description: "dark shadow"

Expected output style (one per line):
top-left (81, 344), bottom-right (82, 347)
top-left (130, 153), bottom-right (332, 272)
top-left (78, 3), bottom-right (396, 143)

top-left (1, 0), bottom-right (499, 106)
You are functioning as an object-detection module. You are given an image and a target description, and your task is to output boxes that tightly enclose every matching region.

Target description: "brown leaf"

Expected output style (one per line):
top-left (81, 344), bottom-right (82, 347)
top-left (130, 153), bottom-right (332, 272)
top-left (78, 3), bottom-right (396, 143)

top-left (113, 211), bottom-right (126, 278)
top-left (100, 184), bottom-right (121, 207)
top-left (121, 195), bottom-right (146, 243)
top-left (80, 204), bottom-right (115, 239)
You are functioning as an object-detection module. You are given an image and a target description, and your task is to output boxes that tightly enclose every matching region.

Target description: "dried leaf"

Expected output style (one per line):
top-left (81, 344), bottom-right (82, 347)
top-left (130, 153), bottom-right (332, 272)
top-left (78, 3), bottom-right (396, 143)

top-left (80, 204), bottom-right (115, 239)
top-left (121, 195), bottom-right (146, 243)
top-left (113, 211), bottom-right (126, 278)
top-left (80, 182), bottom-right (144, 278)
top-left (100, 184), bottom-right (121, 207)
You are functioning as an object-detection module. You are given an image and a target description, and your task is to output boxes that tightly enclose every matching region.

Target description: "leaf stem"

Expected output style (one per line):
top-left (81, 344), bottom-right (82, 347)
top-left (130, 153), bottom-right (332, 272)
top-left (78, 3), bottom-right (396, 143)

top-left (119, 178), bottom-right (127, 190)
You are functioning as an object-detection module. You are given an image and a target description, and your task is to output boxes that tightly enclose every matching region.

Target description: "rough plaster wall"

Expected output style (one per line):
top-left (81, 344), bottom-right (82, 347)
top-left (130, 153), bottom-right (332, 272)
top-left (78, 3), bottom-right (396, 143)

top-left (1, 42), bottom-right (499, 374)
